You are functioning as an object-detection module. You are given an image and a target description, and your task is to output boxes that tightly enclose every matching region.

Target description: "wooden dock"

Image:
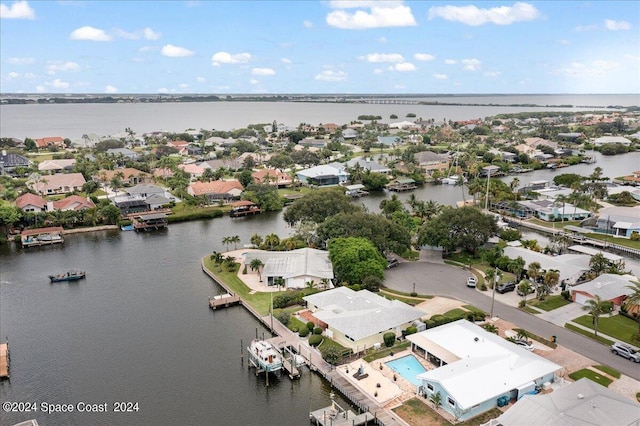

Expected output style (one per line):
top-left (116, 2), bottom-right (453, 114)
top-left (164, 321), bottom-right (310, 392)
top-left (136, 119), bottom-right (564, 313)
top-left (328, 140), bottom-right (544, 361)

top-left (0, 342), bottom-right (9, 379)
top-left (21, 226), bottom-right (64, 247)
top-left (310, 405), bottom-right (376, 425)
top-left (208, 293), bottom-right (241, 309)
top-left (266, 337), bottom-right (301, 379)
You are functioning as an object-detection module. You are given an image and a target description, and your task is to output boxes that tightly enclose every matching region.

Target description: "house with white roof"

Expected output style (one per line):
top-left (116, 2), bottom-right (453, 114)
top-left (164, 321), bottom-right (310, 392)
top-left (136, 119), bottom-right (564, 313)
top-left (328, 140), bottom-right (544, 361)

top-left (243, 248), bottom-right (333, 289)
top-left (345, 157), bottom-right (392, 174)
top-left (570, 273), bottom-right (638, 308)
top-left (594, 206), bottom-right (640, 238)
top-left (303, 287), bottom-right (425, 351)
top-left (492, 377), bottom-right (640, 426)
top-left (296, 163), bottom-right (348, 187)
top-left (408, 320), bottom-right (561, 422)
top-left (593, 135), bottom-right (632, 146)
top-left (504, 246), bottom-right (590, 285)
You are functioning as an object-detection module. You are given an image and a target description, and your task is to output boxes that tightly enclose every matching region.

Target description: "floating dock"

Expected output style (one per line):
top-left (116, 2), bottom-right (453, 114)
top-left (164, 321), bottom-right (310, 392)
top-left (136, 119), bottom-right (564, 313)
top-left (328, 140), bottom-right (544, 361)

top-left (208, 293), bottom-right (241, 309)
top-left (0, 341), bottom-right (9, 379)
top-left (21, 226), bottom-right (64, 247)
top-left (310, 395), bottom-right (376, 426)
top-left (229, 200), bottom-right (262, 218)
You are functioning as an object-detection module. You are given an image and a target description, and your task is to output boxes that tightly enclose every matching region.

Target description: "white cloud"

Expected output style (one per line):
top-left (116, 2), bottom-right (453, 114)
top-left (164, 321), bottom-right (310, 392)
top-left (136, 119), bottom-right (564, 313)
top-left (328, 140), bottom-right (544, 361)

top-left (378, 36), bottom-right (387, 43)
top-left (575, 24), bottom-right (598, 32)
top-left (8, 57), bottom-right (34, 64)
top-left (157, 87), bottom-right (169, 93)
top-left (105, 85), bottom-right (118, 93)
top-left (373, 68), bottom-right (383, 74)
top-left (0, 0), bottom-right (35, 19)
top-left (144, 27), bottom-right (161, 40)
top-left (414, 53), bottom-right (435, 61)
top-left (553, 60), bottom-right (621, 77)
top-left (178, 83), bottom-right (189, 89)
top-left (113, 28), bottom-right (138, 40)
top-left (394, 84), bottom-right (406, 89)
top-left (363, 53), bottom-right (404, 63)
top-left (52, 79), bottom-right (70, 89)
top-left (250, 79), bottom-right (259, 85)
top-left (326, 3), bottom-right (416, 29)
top-left (390, 62), bottom-right (416, 72)
top-left (23, 72), bottom-right (36, 78)
top-left (484, 71), bottom-right (501, 77)
top-left (138, 46), bottom-right (157, 52)
top-left (211, 51), bottom-right (251, 66)
top-left (36, 85), bottom-right (45, 92)
top-left (461, 58), bottom-right (481, 71)
top-left (70, 26), bottom-right (112, 41)
top-left (428, 2), bottom-right (540, 26)
top-left (303, 20), bottom-right (313, 28)
top-left (559, 39), bottom-right (571, 45)
top-left (604, 19), bottom-right (631, 31)
top-left (196, 76), bottom-right (206, 83)
top-left (161, 44), bottom-right (194, 57)
top-left (314, 70), bottom-right (347, 82)
top-left (281, 58), bottom-right (292, 64)
top-left (252, 68), bottom-right (275, 76)
top-left (46, 61), bottom-right (80, 74)
top-left (444, 59), bottom-right (457, 65)
top-left (7, 72), bottom-right (20, 79)
top-left (433, 74), bottom-right (448, 79)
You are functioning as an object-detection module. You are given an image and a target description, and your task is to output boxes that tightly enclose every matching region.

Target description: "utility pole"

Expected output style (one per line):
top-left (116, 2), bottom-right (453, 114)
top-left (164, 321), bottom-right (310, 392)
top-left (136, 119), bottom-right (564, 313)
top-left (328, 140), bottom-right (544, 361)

top-left (490, 267), bottom-right (498, 319)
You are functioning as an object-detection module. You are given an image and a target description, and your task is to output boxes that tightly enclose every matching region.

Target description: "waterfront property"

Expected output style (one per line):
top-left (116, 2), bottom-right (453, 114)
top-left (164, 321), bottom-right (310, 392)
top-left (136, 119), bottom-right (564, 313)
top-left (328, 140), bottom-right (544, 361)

top-left (590, 206), bottom-right (640, 238)
top-left (229, 200), bottom-right (261, 217)
top-left (504, 246), bottom-right (590, 285)
top-left (28, 172), bottom-right (86, 195)
top-left (296, 163), bottom-right (349, 187)
top-left (570, 273), bottom-right (638, 310)
top-left (386, 178), bottom-right (417, 192)
top-left (130, 212), bottom-right (168, 231)
top-left (21, 226), bottom-right (64, 247)
top-left (302, 287), bottom-right (425, 352)
top-left (242, 248), bottom-right (333, 289)
top-left (385, 354), bottom-right (427, 387)
top-left (344, 184), bottom-right (369, 198)
top-left (408, 320), bottom-right (561, 422)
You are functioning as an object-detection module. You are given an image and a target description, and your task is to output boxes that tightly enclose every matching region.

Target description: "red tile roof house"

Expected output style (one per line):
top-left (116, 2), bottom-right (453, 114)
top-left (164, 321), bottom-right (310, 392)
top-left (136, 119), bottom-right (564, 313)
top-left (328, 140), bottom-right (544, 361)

top-left (15, 193), bottom-right (95, 213)
top-left (252, 169), bottom-right (292, 187)
top-left (177, 163), bottom-right (205, 179)
top-left (93, 168), bottom-right (152, 186)
top-left (53, 195), bottom-right (95, 211)
top-left (29, 172), bottom-right (86, 195)
top-left (15, 193), bottom-right (46, 212)
top-left (35, 137), bottom-right (66, 149)
top-left (187, 180), bottom-right (243, 203)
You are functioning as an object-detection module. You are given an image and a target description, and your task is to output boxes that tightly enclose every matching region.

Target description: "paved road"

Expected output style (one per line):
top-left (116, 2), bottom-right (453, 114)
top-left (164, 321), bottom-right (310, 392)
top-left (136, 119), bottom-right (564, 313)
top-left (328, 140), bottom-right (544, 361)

top-left (385, 261), bottom-right (640, 381)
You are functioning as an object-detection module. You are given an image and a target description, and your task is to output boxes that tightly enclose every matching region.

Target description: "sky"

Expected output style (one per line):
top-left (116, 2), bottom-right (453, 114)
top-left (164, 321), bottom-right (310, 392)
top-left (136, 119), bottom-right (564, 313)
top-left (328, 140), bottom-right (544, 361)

top-left (0, 0), bottom-right (639, 95)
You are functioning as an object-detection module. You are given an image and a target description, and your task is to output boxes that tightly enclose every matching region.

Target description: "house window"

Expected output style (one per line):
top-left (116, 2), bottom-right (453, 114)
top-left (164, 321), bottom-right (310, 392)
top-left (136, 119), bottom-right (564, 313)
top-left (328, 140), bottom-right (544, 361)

top-left (447, 397), bottom-right (456, 407)
top-left (427, 384), bottom-right (434, 392)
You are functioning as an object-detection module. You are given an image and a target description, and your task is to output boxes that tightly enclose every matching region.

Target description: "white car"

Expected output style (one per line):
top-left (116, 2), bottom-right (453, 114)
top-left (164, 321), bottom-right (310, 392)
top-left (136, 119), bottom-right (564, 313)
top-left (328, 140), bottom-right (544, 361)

top-left (466, 277), bottom-right (477, 288)
top-left (514, 340), bottom-right (534, 351)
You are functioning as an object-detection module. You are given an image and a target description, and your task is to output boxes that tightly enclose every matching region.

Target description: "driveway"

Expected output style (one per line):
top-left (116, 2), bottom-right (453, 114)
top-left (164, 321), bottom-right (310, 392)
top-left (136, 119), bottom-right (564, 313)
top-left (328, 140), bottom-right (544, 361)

top-left (384, 260), bottom-right (640, 381)
top-left (537, 302), bottom-right (586, 327)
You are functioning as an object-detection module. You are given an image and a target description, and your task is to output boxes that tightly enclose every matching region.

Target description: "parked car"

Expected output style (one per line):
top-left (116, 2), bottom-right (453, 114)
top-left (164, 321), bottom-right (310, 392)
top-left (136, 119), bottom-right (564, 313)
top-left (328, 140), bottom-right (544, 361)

top-left (514, 339), bottom-right (534, 351)
top-left (496, 281), bottom-right (516, 294)
top-left (611, 342), bottom-right (640, 362)
top-left (466, 277), bottom-right (477, 288)
top-left (386, 258), bottom-right (399, 269)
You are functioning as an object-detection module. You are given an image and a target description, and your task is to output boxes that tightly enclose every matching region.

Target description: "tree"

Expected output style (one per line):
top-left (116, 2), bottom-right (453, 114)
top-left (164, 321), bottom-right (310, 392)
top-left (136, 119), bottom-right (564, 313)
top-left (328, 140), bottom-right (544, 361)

top-left (328, 237), bottom-right (387, 286)
top-left (242, 183), bottom-right (284, 212)
top-left (0, 204), bottom-right (22, 238)
top-left (283, 187), bottom-right (360, 225)
top-left (264, 233), bottom-right (280, 250)
top-left (589, 253), bottom-right (608, 277)
top-left (222, 236), bottom-right (232, 251)
top-left (250, 233), bottom-right (263, 248)
top-left (539, 270), bottom-right (560, 300)
top-left (230, 235), bottom-right (240, 250)
top-left (583, 295), bottom-right (613, 337)
top-left (417, 206), bottom-right (498, 254)
top-left (527, 262), bottom-right (542, 283)
top-left (237, 169), bottom-right (253, 188)
top-left (622, 281), bottom-right (640, 337)
top-left (517, 280), bottom-right (534, 304)
top-left (249, 258), bottom-right (264, 282)
top-left (429, 391), bottom-right (442, 411)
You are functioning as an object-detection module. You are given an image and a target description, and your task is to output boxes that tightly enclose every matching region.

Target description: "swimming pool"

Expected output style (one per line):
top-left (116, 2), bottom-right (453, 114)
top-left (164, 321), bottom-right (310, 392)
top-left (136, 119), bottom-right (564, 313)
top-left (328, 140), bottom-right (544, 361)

top-left (385, 355), bottom-right (427, 387)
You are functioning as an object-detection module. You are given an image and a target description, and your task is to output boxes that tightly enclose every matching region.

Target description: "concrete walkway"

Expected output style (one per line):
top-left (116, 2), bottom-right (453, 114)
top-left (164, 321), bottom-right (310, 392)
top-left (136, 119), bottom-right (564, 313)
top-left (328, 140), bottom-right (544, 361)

top-left (536, 302), bottom-right (586, 327)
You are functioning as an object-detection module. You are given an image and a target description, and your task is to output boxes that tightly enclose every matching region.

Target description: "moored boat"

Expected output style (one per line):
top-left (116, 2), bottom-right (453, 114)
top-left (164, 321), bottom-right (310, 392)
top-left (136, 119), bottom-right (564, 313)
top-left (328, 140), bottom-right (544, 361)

top-left (49, 270), bottom-right (86, 283)
top-left (247, 339), bottom-right (283, 373)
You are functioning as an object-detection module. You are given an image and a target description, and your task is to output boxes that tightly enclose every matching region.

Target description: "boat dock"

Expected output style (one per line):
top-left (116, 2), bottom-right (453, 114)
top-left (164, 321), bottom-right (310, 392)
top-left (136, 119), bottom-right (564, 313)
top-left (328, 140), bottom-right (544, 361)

top-left (310, 405), bottom-right (376, 425)
top-left (229, 200), bottom-right (262, 217)
top-left (0, 341), bottom-right (9, 379)
top-left (21, 226), bottom-right (64, 247)
top-left (130, 212), bottom-right (168, 231)
top-left (208, 293), bottom-right (241, 309)
top-left (267, 337), bottom-right (301, 379)
top-left (386, 179), bottom-right (416, 192)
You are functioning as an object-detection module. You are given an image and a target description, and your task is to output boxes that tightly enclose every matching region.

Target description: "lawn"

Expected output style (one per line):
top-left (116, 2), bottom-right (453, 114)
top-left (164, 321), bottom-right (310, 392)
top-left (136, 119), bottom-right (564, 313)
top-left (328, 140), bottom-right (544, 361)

top-left (363, 341), bottom-right (411, 362)
top-left (572, 314), bottom-right (639, 345)
top-left (393, 397), bottom-right (447, 426)
top-left (170, 203), bottom-right (225, 220)
top-left (565, 323), bottom-right (614, 345)
top-left (528, 218), bottom-right (583, 229)
top-left (528, 295), bottom-right (571, 311)
top-left (568, 368), bottom-right (613, 387)
top-left (585, 232), bottom-right (640, 250)
top-left (593, 365), bottom-right (621, 379)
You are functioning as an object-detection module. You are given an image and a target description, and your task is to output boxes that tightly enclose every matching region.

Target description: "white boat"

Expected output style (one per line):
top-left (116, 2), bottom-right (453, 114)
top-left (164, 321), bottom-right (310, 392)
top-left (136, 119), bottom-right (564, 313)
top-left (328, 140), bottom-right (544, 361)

top-left (247, 339), bottom-right (283, 373)
top-left (441, 175), bottom-right (466, 185)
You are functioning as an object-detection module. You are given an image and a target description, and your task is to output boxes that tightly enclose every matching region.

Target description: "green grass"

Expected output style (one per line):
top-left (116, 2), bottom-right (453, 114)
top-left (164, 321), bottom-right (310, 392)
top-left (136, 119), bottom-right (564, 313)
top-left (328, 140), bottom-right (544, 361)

top-left (462, 305), bottom-right (486, 316)
top-left (572, 314), bottom-right (638, 345)
top-left (393, 398), bottom-right (447, 426)
top-left (584, 232), bottom-right (640, 250)
top-left (287, 315), bottom-right (306, 332)
top-left (170, 203), bottom-right (225, 221)
top-left (592, 365), bottom-right (621, 379)
top-left (528, 295), bottom-right (571, 311)
top-left (363, 341), bottom-right (411, 362)
top-left (444, 308), bottom-right (467, 318)
top-left (521, 305), bottom-right (542, 314)
top-left (528, 218), bottom-right (583, 229)
top-left (380, 287), bottom-right (433, 300)
top-left (568, 368), bottom-right (613, 387)
top-left (317, 336), bottom-right (351, 357)
top-left (565, 323), bottom-right (614, 345)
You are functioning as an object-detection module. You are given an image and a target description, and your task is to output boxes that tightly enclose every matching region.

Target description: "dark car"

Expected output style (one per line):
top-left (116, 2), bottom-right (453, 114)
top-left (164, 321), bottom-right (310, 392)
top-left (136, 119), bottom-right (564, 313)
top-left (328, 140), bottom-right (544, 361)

top-left (386, 258), bottom-right (399, 269)
top-left (496, 281), bottom-right (516, 294)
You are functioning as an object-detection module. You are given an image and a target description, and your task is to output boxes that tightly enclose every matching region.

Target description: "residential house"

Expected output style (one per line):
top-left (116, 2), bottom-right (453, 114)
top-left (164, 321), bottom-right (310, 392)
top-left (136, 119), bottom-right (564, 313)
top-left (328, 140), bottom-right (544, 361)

top-left (15, 193), bottom-right (46, 212)
top-left (492, 377), bottom-right (640, 426)
top-left (52, 195), bottom-right (95, 211)
top-left (252, 169), bottom-right (292, 187)
top-left (479, 165), bottom-right (501, 178)
top-left (570, 273), bottom-right (638, 310)
top-left (29, 172), bottom-right (86, 195)
top-left (94, 168), bottom-right (152, 186)
top-left (300, 137), bottom-right (328, 149)
top-left (524, 137), bottom-right (557, 150)
top-left (320, 123), bottom-right (339, 134)
top-left (342, 128), bottom-right (358, 139)
top-left (593, 206), bottom-right (640, 238)
top-left (112, 184), bottom-right (174, 215)
top-left (35, 136), bottom-right (65, 149)
top-left (389, 121), bottom-right (419, 130)
top-left (178, 163), bottom-right (205, 180)
top-left (303, 287), bottom-right (424, 351)
top-left (345, 157), bottom-right (392, 174)
top-left (413, 151), bottom-right (449, 175)
top-left (296, 163), bottom-right (348, 187)
top-left (38, 159), bottom-right (76, 173)
top-left (408, 320), bottom-right (561, 422)
top-left (187, 179), bottom-right (243, 202)
top-left (0, 150), bottom-right (30, 174)
top-left (593, 135), bottom-right (632, 146)
top-left (243, 248), bottom-right (333, 289)
top-left (15, 193), bottom-right (94, 213)
top-left (152, 167), bottom-right (174, 180)
top-left (620, 170), bottom-right (640, 186)
top-left (504, 246), bottom-right (590, 285)
top-left (514, 199), bottom-right (592, 221)
top-left (377, 136), bottom-right (401, 146)
top-left (106, 148), bottom-right (138, 160)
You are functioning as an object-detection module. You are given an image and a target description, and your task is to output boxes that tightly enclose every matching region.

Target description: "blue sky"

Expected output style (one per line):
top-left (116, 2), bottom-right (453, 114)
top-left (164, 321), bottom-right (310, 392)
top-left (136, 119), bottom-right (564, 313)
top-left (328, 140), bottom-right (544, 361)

top-left (1, 1), bottom-right (638, 94)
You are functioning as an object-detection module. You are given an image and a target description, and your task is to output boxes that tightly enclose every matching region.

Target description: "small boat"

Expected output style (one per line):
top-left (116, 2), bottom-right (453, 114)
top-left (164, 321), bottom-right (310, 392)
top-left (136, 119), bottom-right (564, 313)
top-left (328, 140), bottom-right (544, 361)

top-left (247, 339), bottom-right (283, 373)
top-left (120, 224), bottom-right (135, 231)
top-left (49, 270), bottom-right (86, 283)
top-left (441, 175), bottom-right (466, 185)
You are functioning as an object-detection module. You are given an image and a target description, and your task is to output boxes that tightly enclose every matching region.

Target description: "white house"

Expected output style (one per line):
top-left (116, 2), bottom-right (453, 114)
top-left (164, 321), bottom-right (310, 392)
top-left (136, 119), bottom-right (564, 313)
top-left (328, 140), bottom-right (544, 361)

top-left (303, 287), bottom-right (425, 351)
top-left (595, 206), bottom-right (640, 238)
top-left (243, 248), bottom-right (334, 289)
top-left (296, 163), bottom-right (348, 187)
top-left (593, 135), bottom-right (632, 146)
top-left (504, 246), bottom-right (590, 285)
top-left (408, 320), bottom-right (561, 422)
top-left (570, 273), bottom-right (638, 307)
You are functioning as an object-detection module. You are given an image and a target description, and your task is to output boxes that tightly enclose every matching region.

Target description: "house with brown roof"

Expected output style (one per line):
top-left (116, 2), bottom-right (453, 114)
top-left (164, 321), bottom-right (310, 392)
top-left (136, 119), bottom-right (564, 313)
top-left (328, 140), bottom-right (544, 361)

top-left (620, 170), bottom-right (640, 185)
top-left (15, 193), bottom-right (95, 213)
top-left (178, 163), bottom-right (205, 179)
top-left (15, 193), bottom-right (46, 212)
top-left (93, 168), bottom-right (152, 186)
top-left (413, 151), bottom-right (450, 175)
top-left (252, 169), bottom-right (291, 187)
top-left (53, 195), bottom-right (95, 211)
top-left (29, 172), bottom-right (86, 195)
top-left (187, 180), bottom-right (243, 202)
top-left (38, 159), bottom-right (77, 173)
top-left (153, 167), bottom-right (174, 179)
top-left (35, 137), bottom-right (66, 149)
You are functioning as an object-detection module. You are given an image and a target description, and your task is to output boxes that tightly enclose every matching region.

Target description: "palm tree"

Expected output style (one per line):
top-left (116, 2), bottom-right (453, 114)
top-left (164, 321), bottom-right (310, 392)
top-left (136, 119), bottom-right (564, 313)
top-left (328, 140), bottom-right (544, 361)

top-left (517, 280), bottom-right (533, 304)
top-left (623, 281), bottom-right (640, 335)
top-left (429, 391), bottom-right (442, 410)
top-left (527, 262), bottom-right (542, 284)
top-left (222, 236), bottom-right (232, 251)
top-left (583, 295), bottom-right (613, 337)
top-left (264, 233), bottom-right (280, 250)
top-left (250, 233), bottom-right (263, 248)
top-left (230, 235), bottom-right (240, 250)
top-left (423, 200), bottom-right (441, 220)
top-left (589, 253), bottom-right (608, 277)
top-left (510, 177), bottom-right (520, 203)
top-left (249, 258), bottom-right (264, 282)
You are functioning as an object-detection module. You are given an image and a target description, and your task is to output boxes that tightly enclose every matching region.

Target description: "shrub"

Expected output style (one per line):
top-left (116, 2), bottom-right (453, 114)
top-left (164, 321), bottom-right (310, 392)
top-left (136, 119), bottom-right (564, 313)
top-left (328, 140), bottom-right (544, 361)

top-left (430, 314), bottom-right (446, 326)
top-left (383, 332), bottom-right (396, 347)
top-left (405, 326), bottom-right (418, 336)
top-left (276, 311), bottom-right (290, 326)
top-left (519, 300), bottom-right (526, 308)
top-left (298, 325), bottom-right (310, 338)
top-left (308, 334), bottom-right (322, 347)
top-left (561, 290), bottom-right (571, 301)
top-left (313, 327), bottom-right (322, 335)
top-left (425, 319), bottom-right (436, 329)
top-left (306, 321), bottom-right (315, 331)
top-left (478, 283), bottom-right (487, 291)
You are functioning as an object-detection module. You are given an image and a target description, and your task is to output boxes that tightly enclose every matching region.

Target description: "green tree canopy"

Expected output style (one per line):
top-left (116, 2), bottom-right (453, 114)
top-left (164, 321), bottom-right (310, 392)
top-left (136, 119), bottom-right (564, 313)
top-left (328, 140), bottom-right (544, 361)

top-left (328, 237), bottom-right (387, 286)
top-left (283, 187), bottom-right (360, 225)
top-left (553, 173), bottom-right (583, 188)
top-left (242, 183), bottom-right (284, 212)
top-left (417, 206), bottom-right (498, 254)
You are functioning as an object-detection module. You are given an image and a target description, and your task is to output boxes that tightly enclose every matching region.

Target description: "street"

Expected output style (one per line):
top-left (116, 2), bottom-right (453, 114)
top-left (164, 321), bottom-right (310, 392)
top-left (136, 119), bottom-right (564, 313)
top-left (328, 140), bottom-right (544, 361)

top-left (384, 261), bottom-right (640, 381)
